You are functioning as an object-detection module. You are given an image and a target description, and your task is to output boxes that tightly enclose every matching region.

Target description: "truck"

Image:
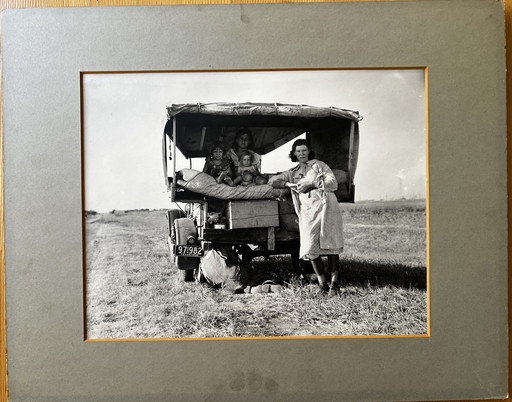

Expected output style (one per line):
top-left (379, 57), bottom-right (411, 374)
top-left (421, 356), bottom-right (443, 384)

top-left (162, 102), bottom-right (361, 282)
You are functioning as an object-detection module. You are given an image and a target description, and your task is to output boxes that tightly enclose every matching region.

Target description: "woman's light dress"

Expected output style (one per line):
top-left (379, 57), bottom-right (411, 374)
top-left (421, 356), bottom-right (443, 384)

top-left (275, 159), bottom-right (344, 260)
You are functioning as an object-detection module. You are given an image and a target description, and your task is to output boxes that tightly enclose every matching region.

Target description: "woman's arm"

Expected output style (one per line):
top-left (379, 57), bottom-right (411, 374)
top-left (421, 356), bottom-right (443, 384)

top-left (269, 170), bottom-right (292, 188)
top-left (315, 161), bottom-right (338, 192)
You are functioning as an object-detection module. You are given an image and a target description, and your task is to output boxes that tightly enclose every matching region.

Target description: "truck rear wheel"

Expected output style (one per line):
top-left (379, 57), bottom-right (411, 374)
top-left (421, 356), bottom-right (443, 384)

top-left (167, 208), bottom-right (185, 262)
top-left (181, 269), bottom-right (195, 282)
top-left (167, 209), bottom-right (186, 237)
top-left (167, 208), bottom-right (199, 281)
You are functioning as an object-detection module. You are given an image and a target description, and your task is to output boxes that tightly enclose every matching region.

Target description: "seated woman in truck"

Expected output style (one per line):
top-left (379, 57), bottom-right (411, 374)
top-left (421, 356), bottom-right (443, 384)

top-left (202, 141), bottom-right (235, 186)
top-left (227, 128), bottom-right (267, 185)
top-left (270, 139), bottom-right (344, 296)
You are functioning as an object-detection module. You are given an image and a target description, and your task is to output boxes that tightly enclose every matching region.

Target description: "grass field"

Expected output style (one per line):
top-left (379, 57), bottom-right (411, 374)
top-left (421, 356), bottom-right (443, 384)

top-left (85, 199), bottom-right (427, 339)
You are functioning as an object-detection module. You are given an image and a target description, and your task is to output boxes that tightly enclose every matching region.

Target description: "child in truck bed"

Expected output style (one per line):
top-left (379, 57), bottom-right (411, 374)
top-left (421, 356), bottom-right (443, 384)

top-left (202, 142), bottom-right (235, 186)
top-left (227, 128), bottom-right (268, 185)
top-left (233, 151), bottom-right (261, 186)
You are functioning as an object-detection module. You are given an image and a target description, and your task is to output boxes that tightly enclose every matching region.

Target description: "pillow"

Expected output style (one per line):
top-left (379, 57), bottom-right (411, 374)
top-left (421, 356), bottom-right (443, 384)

top-left (332, 169), bottom-right (348, 184)
top-left (177, 168), bottom-right (202, 182)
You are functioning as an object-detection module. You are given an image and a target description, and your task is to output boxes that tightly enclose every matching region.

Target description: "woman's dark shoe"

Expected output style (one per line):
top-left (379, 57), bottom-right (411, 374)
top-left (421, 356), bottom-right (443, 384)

top-left (233, 285), bottom-right (247, 294)
top-left (320, 283), bottom-right (330, 295)
top-left (328, 282), bottom-right (341, 297)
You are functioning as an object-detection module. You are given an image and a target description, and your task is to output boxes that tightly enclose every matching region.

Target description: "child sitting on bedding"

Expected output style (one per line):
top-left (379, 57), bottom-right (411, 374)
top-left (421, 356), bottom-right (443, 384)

top-left (202, 142), bottom-right (235, 186)
top-left (227, 128), bottom-right (268, 186)
top-left (233, 151), bottom-right (265, 186)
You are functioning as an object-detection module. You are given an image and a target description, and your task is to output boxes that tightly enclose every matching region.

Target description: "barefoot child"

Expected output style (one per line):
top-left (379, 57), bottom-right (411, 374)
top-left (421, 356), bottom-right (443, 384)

top-left (233, 151), bottom-right (262, 186)
top-left (227, 128), bottom-right (268, 185)
top-left (202, 142), bottom-right (235, 186)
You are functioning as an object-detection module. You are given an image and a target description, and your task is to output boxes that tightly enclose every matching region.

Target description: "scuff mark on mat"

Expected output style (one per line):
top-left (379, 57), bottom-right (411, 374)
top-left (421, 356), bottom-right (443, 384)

top-left (240, 4), bottom-right (250, 24)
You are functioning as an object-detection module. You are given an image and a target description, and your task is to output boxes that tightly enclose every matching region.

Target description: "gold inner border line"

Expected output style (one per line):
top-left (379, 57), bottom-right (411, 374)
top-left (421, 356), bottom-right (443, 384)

top-left (79, 66), bottom-right (431, 343)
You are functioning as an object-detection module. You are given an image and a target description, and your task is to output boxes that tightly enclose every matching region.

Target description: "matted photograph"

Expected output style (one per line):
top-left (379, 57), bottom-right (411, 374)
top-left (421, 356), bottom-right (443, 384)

top-left (4, 0), bottom-right (507, 399)
top-left (82, 69), bottom-right (428, 339)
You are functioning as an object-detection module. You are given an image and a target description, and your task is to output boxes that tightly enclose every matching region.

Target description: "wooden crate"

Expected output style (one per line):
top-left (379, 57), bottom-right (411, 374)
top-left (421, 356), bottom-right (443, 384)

top-left (226, 200), bottom-right (279, 229)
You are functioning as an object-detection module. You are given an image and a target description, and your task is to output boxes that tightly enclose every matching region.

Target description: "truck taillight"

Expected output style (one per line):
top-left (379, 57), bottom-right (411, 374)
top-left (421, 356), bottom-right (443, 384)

top-left (187, 235), bottom-right (196, 244)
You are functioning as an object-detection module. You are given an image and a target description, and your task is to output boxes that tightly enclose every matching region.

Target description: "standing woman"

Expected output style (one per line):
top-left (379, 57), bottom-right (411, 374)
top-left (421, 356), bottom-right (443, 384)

top-left (272, 139), bottom-right (344, 295)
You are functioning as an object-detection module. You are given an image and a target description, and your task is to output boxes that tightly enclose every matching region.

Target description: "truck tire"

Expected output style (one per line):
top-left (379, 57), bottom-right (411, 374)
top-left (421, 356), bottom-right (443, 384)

top-left (181, 269), bottom-right (195, 282)
top-left (167, 208), bottom-right (186, 262)
top-left (167, 210), bottom-right (200, 281)
top-left (167, 209), bottom-right (186, 236)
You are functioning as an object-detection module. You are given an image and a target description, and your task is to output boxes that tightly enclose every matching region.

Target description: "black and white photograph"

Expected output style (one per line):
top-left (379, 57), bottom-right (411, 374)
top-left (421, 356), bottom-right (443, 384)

top-left (83, 69), bottom-right (428, 339)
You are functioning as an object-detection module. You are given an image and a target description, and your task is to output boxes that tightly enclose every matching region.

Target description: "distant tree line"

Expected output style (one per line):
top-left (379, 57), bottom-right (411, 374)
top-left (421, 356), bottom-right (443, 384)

top-left (84, 208), bottom-right (167, 216)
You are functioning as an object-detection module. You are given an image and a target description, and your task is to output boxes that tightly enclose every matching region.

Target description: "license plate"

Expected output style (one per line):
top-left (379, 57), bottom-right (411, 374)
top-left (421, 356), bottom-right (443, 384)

top-left (174, 245), bottom-right (204, 257)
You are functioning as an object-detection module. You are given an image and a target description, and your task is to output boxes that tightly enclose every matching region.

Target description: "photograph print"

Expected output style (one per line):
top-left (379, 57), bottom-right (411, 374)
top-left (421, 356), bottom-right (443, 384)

top-left (82, 69), bottom-right (428, 339)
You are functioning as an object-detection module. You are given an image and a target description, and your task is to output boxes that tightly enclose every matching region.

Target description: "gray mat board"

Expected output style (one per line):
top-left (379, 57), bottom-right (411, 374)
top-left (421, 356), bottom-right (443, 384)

top-left (2, 1), bottom-right (507, 400)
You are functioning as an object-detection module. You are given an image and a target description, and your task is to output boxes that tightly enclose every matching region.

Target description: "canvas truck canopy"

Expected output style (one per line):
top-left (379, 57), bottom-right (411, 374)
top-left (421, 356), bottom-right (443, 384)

top-left (163, 102), bottom-right (362, 201)
top-left (164, 102), bottom-right (361, 157)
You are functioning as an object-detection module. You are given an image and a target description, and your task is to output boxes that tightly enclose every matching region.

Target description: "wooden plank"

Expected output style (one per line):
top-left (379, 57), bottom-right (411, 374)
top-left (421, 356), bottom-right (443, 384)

top-left (202, 227), bottom-right (298, 243)
top-left (267, 227), bottom-right (275, 250)
top-left (226, 200), bottom-right (279, 229)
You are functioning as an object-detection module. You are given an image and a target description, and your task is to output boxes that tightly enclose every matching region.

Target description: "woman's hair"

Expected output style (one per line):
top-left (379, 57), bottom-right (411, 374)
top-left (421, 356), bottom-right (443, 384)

top-left (289, 138), bottom-right (315, 162)
top-left (209, 141), bottom-right (226, 156)
top-left (239, 150), bottom-right (254, 163)
top-left (232, 128), bottom-right (254, 151)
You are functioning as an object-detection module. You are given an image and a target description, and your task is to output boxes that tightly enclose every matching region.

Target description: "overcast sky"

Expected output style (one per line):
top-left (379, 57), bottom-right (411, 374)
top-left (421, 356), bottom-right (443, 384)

top-left (83, 69), bottom-right (426, 212)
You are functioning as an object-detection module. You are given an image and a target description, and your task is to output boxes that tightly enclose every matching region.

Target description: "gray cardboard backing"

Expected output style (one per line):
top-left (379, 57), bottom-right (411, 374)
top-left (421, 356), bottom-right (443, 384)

top-left (2, 1), bottom-right (508, 400)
